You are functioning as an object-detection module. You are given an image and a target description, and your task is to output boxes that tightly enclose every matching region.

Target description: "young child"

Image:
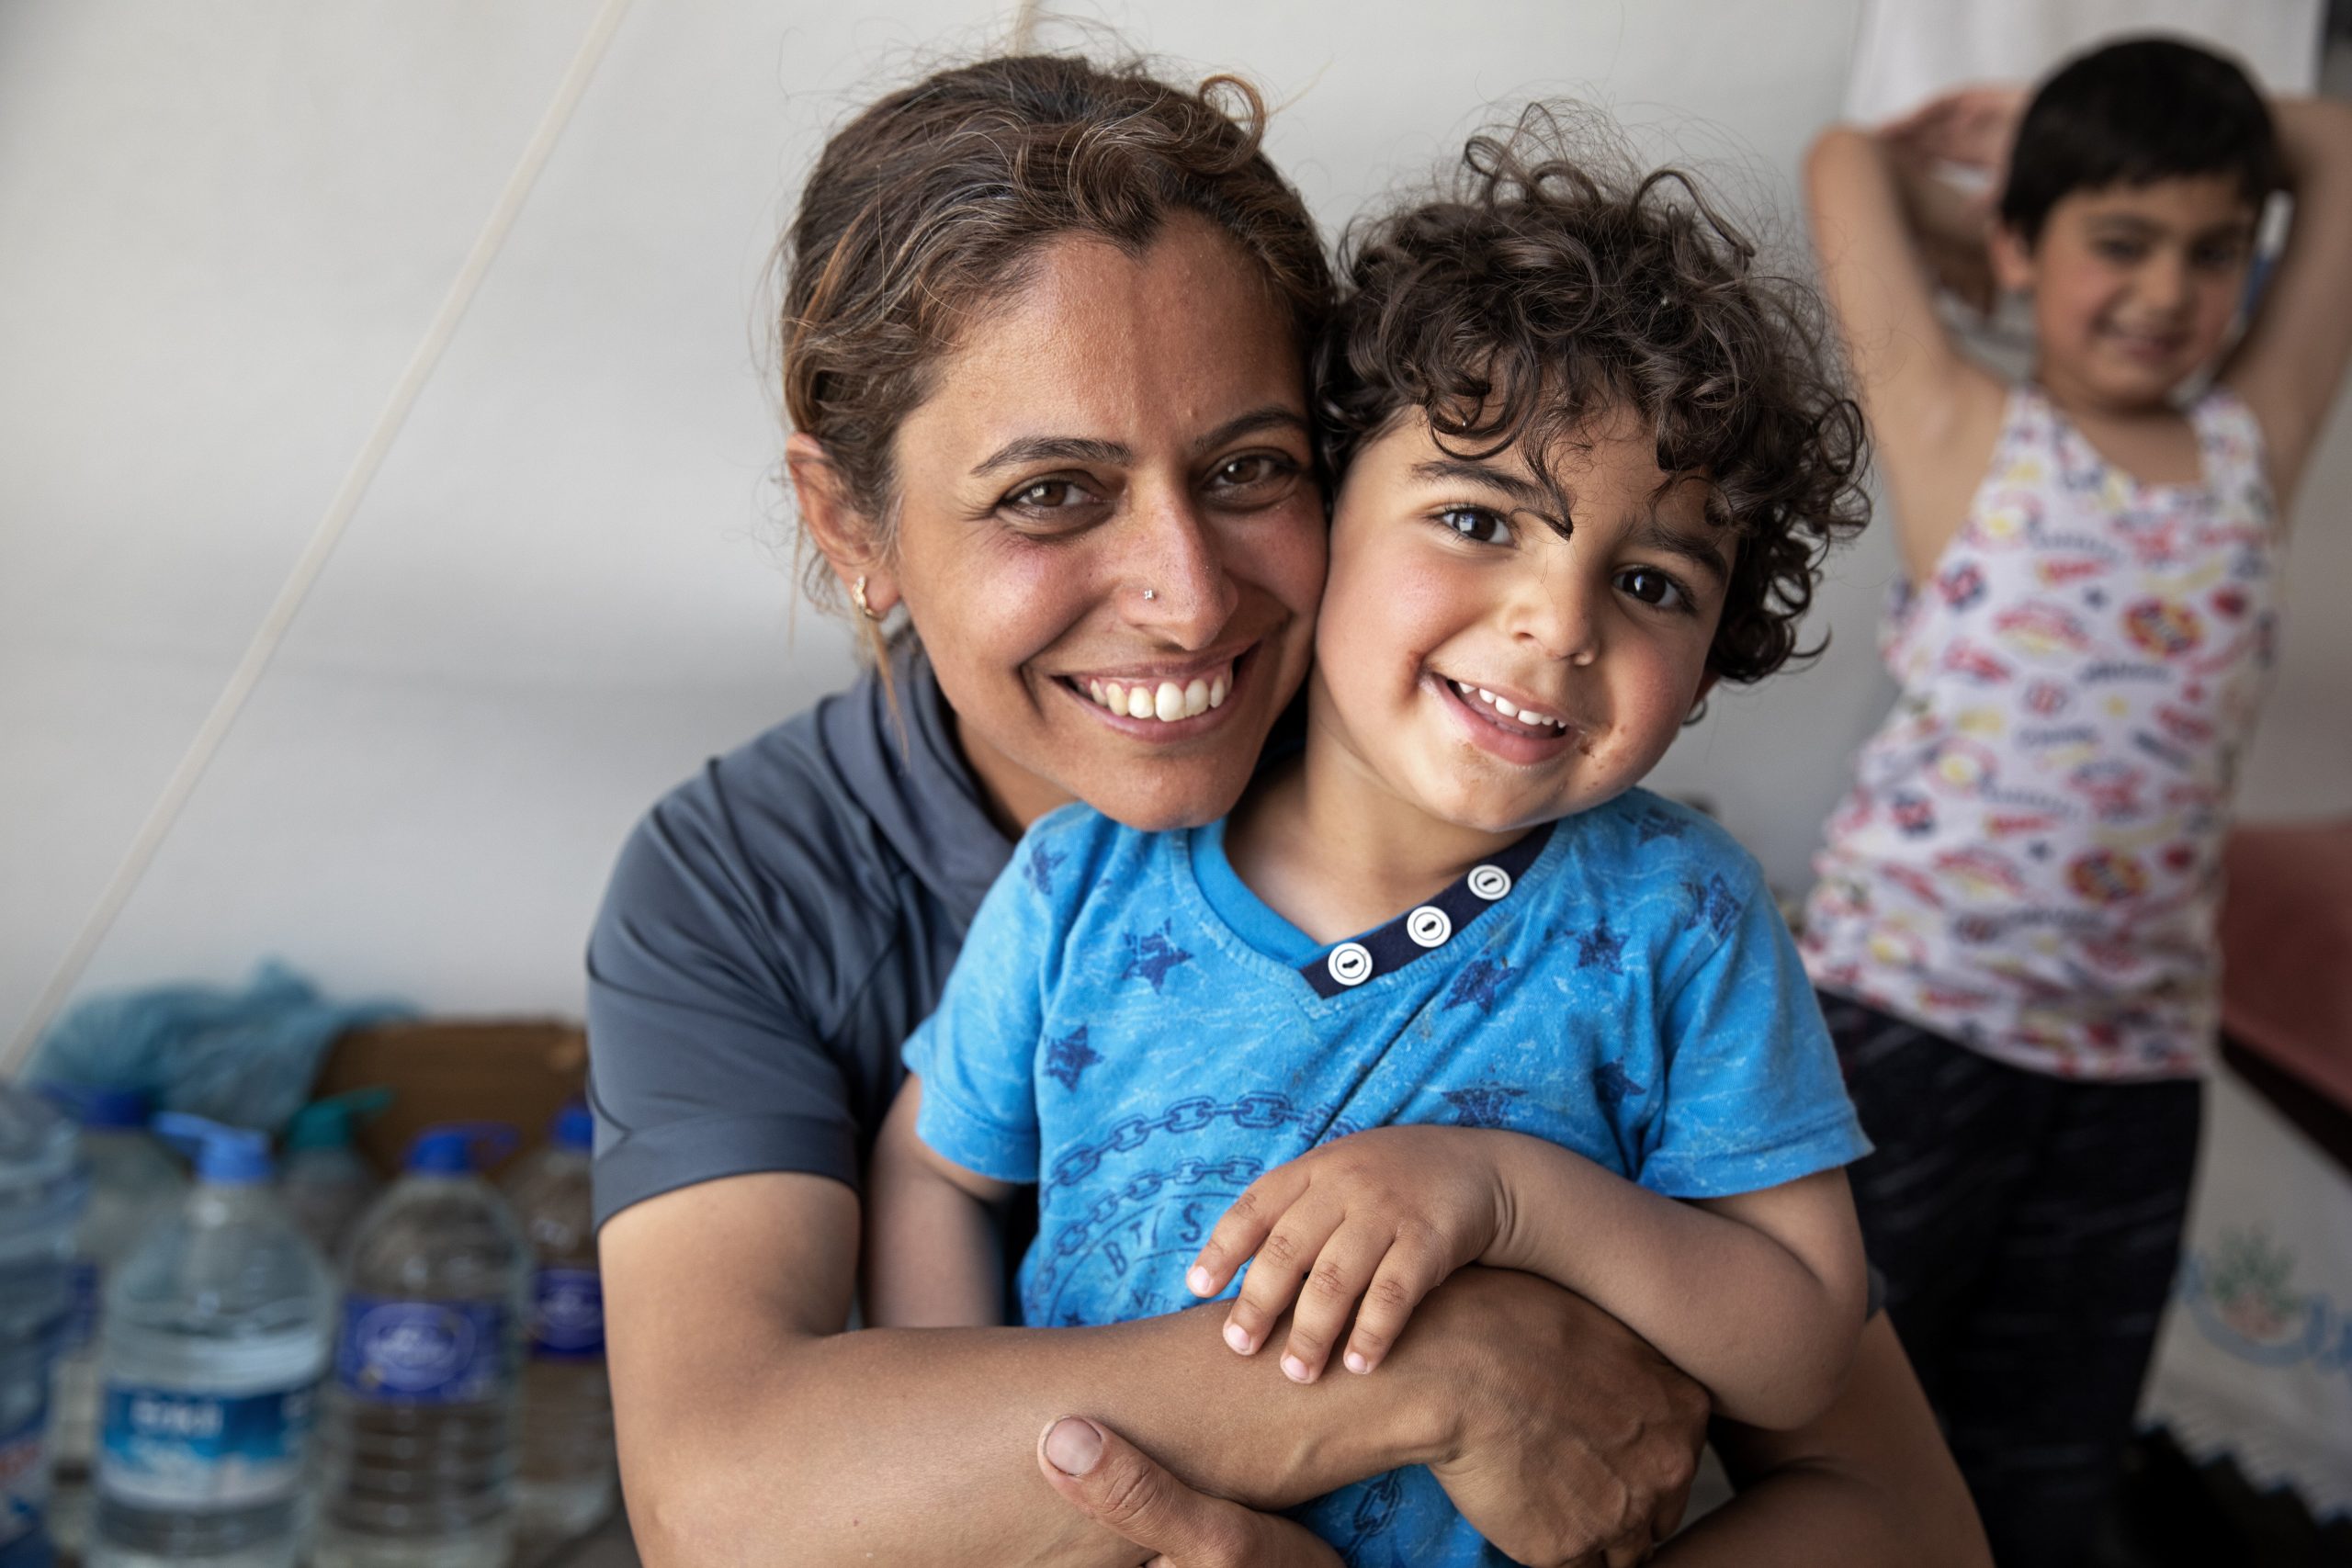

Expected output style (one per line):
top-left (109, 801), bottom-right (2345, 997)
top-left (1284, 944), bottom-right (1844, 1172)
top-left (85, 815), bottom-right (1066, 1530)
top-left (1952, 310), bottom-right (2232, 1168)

top-left (869, 118), bottom-right (1874, 1567)
top-left (1800, 38), bottom-right (2352, 1568)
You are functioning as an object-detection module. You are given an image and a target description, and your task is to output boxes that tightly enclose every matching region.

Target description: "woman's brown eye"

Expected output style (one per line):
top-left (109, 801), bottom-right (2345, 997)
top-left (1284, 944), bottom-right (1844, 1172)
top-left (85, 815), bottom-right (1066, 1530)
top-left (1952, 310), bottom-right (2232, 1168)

top-left (1216, 456), bottom-right (1272, 486)
top-left (1012, 480), bottom-right (1077, 509)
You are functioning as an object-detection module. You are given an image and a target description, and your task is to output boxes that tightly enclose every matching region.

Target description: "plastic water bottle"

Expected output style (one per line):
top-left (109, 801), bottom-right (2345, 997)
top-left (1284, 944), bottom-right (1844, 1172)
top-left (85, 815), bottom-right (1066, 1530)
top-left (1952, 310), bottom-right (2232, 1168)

top-left (38, 1088), bottom-right (187, 1557)
top-left (315, 1123), bottom-right (526, 1568)
top-left (277, 1090), bottom-right (390, 1273)
top-left (88, 1113), bottom-right (333, 1568)
top-left (0, 1085), bottom-right (87, 1568)
top-left (503, 1104), bottom-right (612, 1540)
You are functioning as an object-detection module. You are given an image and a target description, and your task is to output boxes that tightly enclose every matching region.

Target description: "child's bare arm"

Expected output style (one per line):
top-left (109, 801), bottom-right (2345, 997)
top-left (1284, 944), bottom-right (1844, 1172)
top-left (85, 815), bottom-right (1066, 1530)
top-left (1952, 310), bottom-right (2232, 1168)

top-left (863, 1075), bottom-right (1014, 1328)
top-left (1188, 1128), bottom-right (1867, 1430)
top-left (1487, 1150), bottom-right (1869, 1430)
top-left (2222, 96), bottom-right (2352, 510)
top-left (1804, 120), bottom-right (2007, 582)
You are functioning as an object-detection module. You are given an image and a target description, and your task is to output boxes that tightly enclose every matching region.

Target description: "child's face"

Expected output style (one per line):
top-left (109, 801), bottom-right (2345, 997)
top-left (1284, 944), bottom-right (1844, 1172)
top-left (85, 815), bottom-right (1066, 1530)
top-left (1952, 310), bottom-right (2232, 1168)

top-left (1308, 406), bottom-right (1731, 836)
top-left (1994, 175), bottom-right (2257, 410)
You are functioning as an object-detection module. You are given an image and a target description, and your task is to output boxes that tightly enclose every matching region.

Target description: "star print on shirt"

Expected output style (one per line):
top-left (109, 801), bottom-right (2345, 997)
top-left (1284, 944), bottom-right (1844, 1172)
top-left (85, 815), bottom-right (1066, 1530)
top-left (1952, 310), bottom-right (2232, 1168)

top-left (1442, 1085), bottom-right (1526, 1129)
top-left (1043, 1026), bottom-right (1102, 1092)
top-left (1442, 955), bottom-right (1510, 1012)
top-left (1118, 922), bottom-right (1193, 992)
top-left (1025, 840), bottom-right (1065, 898)
top-left (1592, 1060), bottom-right (1645, 1110)
top-left (1634, 807), bottom-right (1689, 842)
top-left (1682, 874), bottom-right (1743, 939)
top-left (1575, 919), bottom-right (1626, 972)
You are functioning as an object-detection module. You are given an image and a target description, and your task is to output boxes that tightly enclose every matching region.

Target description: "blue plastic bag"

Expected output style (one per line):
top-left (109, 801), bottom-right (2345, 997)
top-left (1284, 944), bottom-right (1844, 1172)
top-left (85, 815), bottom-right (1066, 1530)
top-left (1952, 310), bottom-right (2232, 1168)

top-left (28, 962), bottom-right (411, 1135)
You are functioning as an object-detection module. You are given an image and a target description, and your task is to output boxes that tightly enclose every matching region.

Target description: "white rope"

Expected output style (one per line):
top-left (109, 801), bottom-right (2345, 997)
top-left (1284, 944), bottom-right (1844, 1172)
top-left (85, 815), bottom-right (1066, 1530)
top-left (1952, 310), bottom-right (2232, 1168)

top-left (4, 0), bottom-right (637, 1074)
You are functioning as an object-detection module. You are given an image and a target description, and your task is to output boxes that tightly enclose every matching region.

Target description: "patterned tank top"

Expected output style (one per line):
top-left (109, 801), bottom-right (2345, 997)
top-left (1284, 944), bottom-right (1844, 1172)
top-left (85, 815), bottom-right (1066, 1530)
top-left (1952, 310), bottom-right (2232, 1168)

top-left (1803, 383), bottom-right (2280, 1079)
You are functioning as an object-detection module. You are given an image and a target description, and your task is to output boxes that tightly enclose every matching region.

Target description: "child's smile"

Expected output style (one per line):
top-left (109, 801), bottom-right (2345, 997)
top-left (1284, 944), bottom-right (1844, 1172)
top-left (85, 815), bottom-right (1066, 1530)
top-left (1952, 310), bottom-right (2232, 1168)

top-left (1305, 405), bottom-right (1731, 849)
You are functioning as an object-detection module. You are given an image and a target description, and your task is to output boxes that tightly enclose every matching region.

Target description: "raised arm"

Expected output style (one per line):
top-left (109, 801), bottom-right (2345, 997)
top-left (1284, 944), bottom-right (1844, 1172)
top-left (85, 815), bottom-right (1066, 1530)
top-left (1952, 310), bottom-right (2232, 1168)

top-left (2221, 96), bottom-right (2352, 510)
top-left (1804, 121), bottom-right (2008, 582)
top-left (602, 1171), bottom-right (1711, 1568)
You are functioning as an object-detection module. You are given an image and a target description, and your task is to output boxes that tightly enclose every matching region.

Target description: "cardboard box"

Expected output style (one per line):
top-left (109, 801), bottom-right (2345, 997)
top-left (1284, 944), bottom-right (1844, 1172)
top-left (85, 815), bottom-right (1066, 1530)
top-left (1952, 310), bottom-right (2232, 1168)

top-left (311, 1018), bottom-right (585, 1178)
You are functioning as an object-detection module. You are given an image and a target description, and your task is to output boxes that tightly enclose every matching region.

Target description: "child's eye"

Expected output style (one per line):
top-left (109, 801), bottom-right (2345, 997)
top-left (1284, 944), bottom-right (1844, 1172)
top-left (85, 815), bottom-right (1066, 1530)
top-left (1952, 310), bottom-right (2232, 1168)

top-left (2094, 239), bottom-right (2147, 265)
top-left (2191, 241), bottom-right (2245, 272)
top-left (1436, 506), bottom-right (1510, 544)
top-left (1617, 566), bottom-right (1690, 612)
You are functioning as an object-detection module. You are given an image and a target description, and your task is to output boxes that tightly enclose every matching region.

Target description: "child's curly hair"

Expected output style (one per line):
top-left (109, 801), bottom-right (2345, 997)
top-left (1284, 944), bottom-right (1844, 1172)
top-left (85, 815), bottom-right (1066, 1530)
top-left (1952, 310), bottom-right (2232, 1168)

top-left (1314, 109), bottom-right (1870, 684)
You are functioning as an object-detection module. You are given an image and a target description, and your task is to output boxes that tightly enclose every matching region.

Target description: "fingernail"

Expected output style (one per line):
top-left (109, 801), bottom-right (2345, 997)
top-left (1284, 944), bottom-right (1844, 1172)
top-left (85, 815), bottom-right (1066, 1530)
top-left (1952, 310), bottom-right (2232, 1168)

top-left (1223, 1322), bottom-right (1254, 1355)
top-left (1344, 1350), bottom-right (1370, 1374)
top-left (1042, 1417), bottom-right (1104, 1476)
top-left (1186, 1266), bottom-right (1214, 1295)
top-left (1282, 1354), bottom-right (1313, 1383)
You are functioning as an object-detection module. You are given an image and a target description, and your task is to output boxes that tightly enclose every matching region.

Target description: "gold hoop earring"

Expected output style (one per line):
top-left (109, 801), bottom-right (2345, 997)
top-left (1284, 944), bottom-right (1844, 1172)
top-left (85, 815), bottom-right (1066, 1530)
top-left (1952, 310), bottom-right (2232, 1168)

top-left (851, 574), bottom-right (881, 622)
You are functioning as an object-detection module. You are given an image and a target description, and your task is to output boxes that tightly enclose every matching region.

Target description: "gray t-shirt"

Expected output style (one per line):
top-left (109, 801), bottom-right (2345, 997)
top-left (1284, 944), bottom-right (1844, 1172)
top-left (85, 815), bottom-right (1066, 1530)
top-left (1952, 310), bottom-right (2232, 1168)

top-left (586, 646), bottom-right (1010, 1228)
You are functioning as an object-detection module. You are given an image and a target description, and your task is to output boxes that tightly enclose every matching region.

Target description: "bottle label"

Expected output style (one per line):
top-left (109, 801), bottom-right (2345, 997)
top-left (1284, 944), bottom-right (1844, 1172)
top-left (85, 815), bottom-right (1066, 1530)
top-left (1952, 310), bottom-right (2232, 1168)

top-left (335, 1298), bottom-right (510, 1404)
top-left (0, 1390), bottom-right (49, 1550)
top-left (96, 1382), bottom-right (316, 1509)
top-left (528, 1268), bottom-right (604, 1359)
top-left (59, 1258), bottom-right (101, 1353)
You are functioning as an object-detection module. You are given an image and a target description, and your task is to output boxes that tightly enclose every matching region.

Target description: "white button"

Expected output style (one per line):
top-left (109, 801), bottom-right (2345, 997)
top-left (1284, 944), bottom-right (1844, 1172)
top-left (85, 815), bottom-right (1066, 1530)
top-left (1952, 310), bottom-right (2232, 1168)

top-left (1467, 864), bottom-right (1512, 900)
top-left (1406, 906), bottom-right (1453, 948)
top-left (1326, 942), bottom-right (1374, 987)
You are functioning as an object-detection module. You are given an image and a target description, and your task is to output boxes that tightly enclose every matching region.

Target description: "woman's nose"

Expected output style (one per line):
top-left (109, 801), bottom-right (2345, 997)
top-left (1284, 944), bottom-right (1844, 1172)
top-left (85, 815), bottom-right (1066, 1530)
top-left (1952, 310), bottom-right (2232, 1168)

top-left (1123, 489), bottom-right (1238, 647)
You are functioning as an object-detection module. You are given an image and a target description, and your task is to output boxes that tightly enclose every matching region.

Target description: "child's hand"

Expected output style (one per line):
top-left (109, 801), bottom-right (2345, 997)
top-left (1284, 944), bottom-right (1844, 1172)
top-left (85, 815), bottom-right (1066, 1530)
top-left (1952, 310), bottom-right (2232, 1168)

top-left (1184, 1127), bottom-right (1510, 1383)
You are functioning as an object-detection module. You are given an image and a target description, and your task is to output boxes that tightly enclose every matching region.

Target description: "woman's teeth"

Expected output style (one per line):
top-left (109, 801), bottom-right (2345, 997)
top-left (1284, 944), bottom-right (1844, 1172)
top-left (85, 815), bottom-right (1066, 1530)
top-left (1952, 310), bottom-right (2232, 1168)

top-left (1085, 671), bottom-right (1230, 723)
top-left (1453, 679), bottom-right (1566, 730)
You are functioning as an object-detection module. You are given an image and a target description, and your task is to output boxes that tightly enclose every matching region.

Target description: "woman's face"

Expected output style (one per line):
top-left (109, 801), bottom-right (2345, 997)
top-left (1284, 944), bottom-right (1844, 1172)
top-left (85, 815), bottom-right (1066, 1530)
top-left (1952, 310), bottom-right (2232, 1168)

top-left (878, 214), bottom-right (1326, 832)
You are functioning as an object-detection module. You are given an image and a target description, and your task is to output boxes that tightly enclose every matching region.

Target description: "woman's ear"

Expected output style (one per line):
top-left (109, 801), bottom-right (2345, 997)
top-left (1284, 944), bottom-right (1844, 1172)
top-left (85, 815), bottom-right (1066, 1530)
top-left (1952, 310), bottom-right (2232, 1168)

top-left (786, 433), bottom-right (899, 615)
top-left (1987, 220), bottom-right (2037, 297)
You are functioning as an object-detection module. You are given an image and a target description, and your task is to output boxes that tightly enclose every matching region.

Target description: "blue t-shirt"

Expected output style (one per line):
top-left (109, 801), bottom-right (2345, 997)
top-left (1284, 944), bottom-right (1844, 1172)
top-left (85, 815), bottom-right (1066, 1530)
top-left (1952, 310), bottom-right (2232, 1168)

top-left (907, 788), bottom-right (1869, 1568)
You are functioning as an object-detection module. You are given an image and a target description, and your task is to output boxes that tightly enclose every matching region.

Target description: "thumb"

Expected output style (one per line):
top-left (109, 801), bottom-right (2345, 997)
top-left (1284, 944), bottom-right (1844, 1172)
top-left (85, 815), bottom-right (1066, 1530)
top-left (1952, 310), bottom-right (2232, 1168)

top-left (1037, 1416), bottom-right (1250, 1565)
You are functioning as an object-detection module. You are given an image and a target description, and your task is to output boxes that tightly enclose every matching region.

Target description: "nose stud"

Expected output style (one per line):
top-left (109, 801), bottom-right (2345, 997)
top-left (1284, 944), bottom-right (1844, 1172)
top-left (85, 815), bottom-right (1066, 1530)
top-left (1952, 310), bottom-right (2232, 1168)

top-left (1140, 588), bottom-right (1158, 601)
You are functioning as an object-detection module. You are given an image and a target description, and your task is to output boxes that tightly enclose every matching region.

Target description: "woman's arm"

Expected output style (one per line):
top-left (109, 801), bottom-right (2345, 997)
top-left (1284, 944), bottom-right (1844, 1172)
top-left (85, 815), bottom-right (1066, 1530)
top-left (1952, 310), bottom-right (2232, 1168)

top-left (2221, 96), bottom-right (2352, 510)
top-left (1804, 123), bottom-right (2008, 582)
top-left (863, 1077), bottom-right (1010, 1327)
top-left (1653, 1313), bottom-right (1993, 1567)
top-left (603, 1170), bottom-right (1712, 1568)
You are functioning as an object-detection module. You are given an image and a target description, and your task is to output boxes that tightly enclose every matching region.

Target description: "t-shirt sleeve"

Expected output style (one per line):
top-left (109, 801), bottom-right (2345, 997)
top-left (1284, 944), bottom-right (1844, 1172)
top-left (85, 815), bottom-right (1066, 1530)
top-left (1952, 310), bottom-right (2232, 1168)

top-left (586, 777), bottom-right (860, 1229)
top-left (902, 819), bottom-right (1072, 1187)
top-left (1637, 866), bottom-right (1871, 1200)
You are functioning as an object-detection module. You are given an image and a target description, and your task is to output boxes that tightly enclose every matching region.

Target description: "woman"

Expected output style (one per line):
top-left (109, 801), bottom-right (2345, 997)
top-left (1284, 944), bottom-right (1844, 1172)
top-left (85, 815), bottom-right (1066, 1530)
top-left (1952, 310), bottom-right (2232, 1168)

top-left (587, 54), bottom-right (1988, 1568)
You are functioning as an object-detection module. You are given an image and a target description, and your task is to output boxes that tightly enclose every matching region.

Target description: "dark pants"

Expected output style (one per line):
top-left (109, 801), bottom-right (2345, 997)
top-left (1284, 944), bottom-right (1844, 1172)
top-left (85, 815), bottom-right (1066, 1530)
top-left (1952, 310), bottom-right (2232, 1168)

top-left (1819, 995), bottom-right (2202, 1568)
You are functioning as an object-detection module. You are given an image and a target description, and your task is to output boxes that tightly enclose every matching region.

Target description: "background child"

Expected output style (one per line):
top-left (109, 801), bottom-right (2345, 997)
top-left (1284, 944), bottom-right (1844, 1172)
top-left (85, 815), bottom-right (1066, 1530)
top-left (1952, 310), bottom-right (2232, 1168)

top-left (1800, 36), bottom-right (2352, 1568)
top-left (866, 116), bottom-right (1874, 1567)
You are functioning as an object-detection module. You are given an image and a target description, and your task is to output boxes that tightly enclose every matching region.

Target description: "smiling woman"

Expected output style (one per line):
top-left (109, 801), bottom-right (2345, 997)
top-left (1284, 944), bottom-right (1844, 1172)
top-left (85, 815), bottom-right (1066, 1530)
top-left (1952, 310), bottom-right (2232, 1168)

top-left (582, 51), bottom-right (1985, 1568)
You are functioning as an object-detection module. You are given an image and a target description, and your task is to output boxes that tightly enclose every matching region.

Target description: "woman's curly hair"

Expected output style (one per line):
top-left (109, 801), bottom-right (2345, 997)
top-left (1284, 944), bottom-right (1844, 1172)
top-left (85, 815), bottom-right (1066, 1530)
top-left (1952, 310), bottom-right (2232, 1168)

top-left (1314, 109), bottom-right (1870, 684)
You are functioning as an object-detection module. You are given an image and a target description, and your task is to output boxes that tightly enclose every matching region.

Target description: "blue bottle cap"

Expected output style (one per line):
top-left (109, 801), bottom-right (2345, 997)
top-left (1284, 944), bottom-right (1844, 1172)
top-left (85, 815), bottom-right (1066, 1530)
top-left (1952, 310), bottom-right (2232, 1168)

top-left (550, 1100), bottom-right (593, 1154)
top-left (153, 1112), bottom-right (273, 1186)
top-left (404, 1122), bottom-right (518, 1175)
top-left (37, 1084), bottom-right (152, 1132)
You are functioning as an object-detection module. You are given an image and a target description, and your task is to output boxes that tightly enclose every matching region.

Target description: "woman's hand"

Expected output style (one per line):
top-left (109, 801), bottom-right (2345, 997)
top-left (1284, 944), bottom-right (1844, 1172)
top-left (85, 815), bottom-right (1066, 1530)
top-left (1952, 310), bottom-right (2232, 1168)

top-left (1185, 1126), bottom-right (1511, 1382)
top-left (1418, 1269), bottom-right (1710, 1568)
top-left (1038, 1416), bottom-right (1344, 1568)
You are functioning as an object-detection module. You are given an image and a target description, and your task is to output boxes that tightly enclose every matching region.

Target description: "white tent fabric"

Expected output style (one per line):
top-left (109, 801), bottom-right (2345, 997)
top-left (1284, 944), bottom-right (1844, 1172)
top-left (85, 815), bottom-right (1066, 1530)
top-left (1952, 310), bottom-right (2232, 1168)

top-left (1845, 0), bottom-right (2322, 121)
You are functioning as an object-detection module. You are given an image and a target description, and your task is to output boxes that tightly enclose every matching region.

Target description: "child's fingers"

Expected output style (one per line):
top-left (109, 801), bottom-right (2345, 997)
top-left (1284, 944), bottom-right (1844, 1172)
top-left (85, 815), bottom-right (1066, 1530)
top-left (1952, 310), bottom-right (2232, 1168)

top-left (1218, 1199), bottom-right (1342, 1359)
top-left (1278, 1223), bottom-right (1390, 1385)
top-left (1186, 1166), bottom-right (1305, 1299)
top-left (1338, 1233), bottom-right (1451, 1375)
